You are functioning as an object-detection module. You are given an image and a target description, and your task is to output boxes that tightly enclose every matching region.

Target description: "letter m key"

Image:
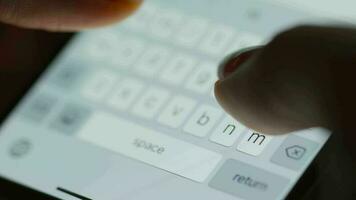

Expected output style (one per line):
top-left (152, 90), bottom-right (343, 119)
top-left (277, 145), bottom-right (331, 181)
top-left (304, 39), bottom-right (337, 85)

top-left (237, 131), bottom-right (274, 156)
top-left (247, 133), bottom-right (266, 145)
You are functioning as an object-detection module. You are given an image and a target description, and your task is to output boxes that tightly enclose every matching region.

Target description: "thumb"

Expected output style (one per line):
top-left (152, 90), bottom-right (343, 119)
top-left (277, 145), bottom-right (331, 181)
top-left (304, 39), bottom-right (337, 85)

top-left (214, 26), bottom-right (345, 134)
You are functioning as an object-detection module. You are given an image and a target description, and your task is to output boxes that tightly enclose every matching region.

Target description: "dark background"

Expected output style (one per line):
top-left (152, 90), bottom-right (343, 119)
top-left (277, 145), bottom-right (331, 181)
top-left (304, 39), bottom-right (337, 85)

top-left (0, 23), bottom-right (71, 118)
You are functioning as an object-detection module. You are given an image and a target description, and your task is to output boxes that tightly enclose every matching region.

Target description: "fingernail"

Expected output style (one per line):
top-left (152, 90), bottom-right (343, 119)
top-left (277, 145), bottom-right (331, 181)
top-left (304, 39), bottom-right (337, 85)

top-left (218, 46), bottom-right (261, 80)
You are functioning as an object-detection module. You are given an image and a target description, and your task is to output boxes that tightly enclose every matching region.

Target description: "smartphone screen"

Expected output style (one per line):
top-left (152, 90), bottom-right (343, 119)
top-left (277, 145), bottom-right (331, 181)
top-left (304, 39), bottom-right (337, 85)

top-left (0, 0), bottom-right (332, 199)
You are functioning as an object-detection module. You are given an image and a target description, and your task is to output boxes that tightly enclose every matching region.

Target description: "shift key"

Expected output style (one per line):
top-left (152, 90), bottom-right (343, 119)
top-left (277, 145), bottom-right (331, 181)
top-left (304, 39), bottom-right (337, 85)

top-left (209, 159), bottom-right (289, 200)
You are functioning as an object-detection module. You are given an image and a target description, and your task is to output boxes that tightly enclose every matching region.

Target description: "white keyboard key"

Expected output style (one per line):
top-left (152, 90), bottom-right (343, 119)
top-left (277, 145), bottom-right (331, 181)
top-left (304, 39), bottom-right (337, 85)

top-left (149, 8), bottom-right (183, 39)
top-left (107, 78), bottom-right (145, 110)
top-left (81, 71), bottom-right (118, 101)
top-left (158, 95), bottom-right (196, 128)
top-left (112, 37), bottom-right (145, 68)
top-left (237, 33), bottom-right (264, 48)
top-left (225, 33), bottom-right (264, 54)
top-left (135, 45), bottom-right (170, 77)
top-left (160, 54), bottom-right (196, 85)
top-left (175, 17), bottom-right (209, 47)
top-left (124, 4), bottom-right (157, 31)
top-left (86, 32), bottom-right (118, 60)
top-left (237, 130), bottom-right (273, 156)
top-left (132, 87), bottom-right (170, 119)
top-left (183, 105), bottom-right (223, 137)
top-left (210, 116), bottom-right (247, 147)
top-left (185, 62), bottom-right (218, 94)
top-left (199, 25), bottom-right (236, 56)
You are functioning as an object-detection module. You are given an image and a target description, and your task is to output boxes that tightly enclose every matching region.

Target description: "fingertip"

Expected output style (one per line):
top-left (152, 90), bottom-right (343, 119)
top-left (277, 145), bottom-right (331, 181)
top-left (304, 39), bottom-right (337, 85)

top-left (51, 0), bottom-right (144, 31)
top-left (215, 47), bottom-right (306, 135)
top-left (213, 80), bottom-right (230, 114)
top-left (83, 0), bottom-right (143, 28)
top-left (0, 0), bottom-right (143, 31)
top-left (218, 46), bottom-right (262, 80)
top-left (214, 76), bottom-right (245, 125)
top-left (213, 80), bottom-right (224, 103)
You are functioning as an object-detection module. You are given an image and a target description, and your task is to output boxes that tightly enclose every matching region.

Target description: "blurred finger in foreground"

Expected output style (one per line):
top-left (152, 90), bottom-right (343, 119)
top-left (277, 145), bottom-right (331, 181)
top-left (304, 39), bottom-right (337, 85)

top-left (0, 0), bottom-right (142, 31)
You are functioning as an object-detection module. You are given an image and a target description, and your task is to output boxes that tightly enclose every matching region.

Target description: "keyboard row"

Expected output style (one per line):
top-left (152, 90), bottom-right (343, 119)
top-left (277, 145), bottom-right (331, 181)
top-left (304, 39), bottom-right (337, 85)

top-left (80, 70), bottom-right (274, 156)
top-left (80, 49), bottom-right (219, 96)
top-left (99, 3), bottom-right (263, 59)
top-left (80, 29), bottom-right (261, 85)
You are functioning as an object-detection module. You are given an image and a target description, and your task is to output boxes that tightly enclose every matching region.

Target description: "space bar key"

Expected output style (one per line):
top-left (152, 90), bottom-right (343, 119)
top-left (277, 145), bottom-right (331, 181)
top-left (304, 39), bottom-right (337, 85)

top-left (77, 112), bottom-right (222, 182)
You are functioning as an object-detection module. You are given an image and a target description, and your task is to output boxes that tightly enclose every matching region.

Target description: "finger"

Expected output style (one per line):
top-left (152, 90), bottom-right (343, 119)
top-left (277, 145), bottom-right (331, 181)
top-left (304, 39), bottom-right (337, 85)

top-left (214, 26), bottom-right (341, 134)
top-left (0, 0), bottom-right (142, 31)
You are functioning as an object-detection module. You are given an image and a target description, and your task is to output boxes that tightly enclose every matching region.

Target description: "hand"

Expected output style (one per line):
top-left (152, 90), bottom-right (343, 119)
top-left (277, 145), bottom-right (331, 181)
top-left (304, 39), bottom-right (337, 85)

top-left (215, 25), bottom-right (355, 137)
top-left (215, 26), bottom-right (356, 199)
top-left (0, 0), bottom-right (142, 31)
